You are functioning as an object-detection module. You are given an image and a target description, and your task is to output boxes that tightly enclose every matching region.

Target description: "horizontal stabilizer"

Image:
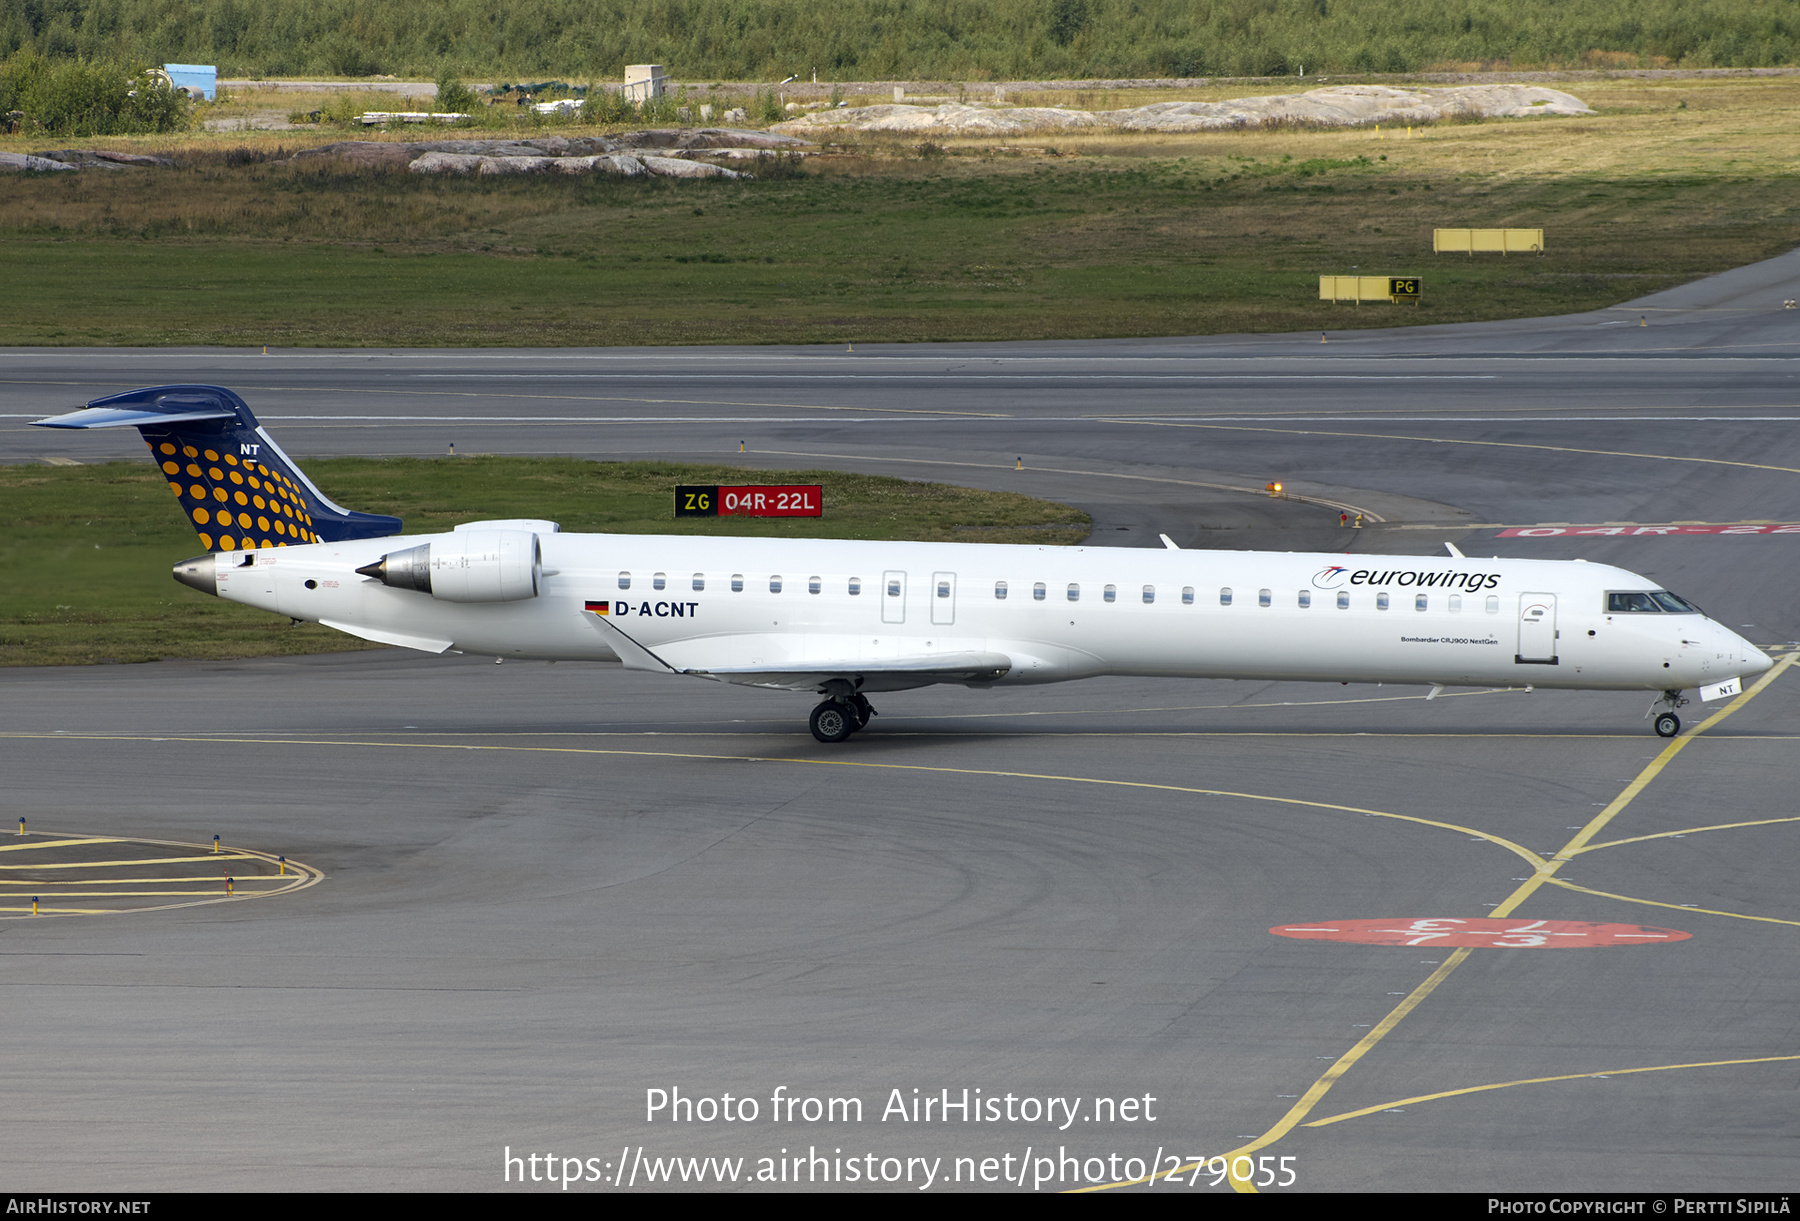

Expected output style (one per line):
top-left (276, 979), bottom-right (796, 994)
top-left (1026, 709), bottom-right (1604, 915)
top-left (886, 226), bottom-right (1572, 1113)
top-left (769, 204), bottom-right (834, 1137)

top-left (34, 404), bottom-right (236, 429)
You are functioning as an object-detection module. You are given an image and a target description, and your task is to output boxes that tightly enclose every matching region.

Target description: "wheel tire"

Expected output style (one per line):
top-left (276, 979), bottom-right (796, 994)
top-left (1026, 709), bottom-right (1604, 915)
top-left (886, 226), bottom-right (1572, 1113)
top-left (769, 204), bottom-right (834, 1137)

top-left (1654, 712), bottom-right (1680, 738)
top-left (851, 696), bottom-right (873, 729)
top-left (810, 702), bottom-right (855, 743)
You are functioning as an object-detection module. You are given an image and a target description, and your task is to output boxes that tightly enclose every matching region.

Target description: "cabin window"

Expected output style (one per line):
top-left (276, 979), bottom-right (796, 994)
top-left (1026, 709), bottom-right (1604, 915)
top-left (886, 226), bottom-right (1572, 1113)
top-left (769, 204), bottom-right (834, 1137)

top-left (1033, 582), bottom-right (1046, 601)
top-left (692, 573), bottom-right (705, 592)
top-left (887, 577), bottom-right (901, 598)
top-left (731, 574), bottom-right (744, 593)
top-left (1415, 593), bottom-right (1428, 611)
top-left (1103, 584), bottom-right (1116, 603)
top-left (1067, 583), bottom-right (1080, 602)
top-left (995, 580), bottom-right (1008, 600)
top-left (1485, 595), bottom-right (1499, 614)
top-left (936, 579), bottom-right (950, 599)
top-left (1449, 594), bottom-right (1461, 612)
top-left (1219, 587), bottom-right (1232, 606)
top-left (808, 576), bottom-right (822, 595)
top-left (1298, 589), bottom-right (1311, 608)
top-left (1143, 585), bottom-right (1155, 604)
top-left (653, 572), bottom-right (666, 591)
top-left (849, 577), bottom-right (862, 596)
top-left (617, 571), bottom-right (631, 590)
top-left (1182, 586), bottom-right (1194, 605)
top-left (1258, 589), bottom-right (1272, 608)
top-left (1337, 591), bottom-right (1350, 609)
top-left (770, 575), bottom-right (783, 594)
top-left (1377, 592), bottom-right (1390, 611)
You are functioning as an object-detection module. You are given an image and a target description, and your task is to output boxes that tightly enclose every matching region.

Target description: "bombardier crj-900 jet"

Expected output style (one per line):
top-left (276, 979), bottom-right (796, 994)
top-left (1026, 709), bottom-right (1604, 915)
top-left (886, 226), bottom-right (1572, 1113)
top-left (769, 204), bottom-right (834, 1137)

top-left (36, 386), bottom-right (1772, 742)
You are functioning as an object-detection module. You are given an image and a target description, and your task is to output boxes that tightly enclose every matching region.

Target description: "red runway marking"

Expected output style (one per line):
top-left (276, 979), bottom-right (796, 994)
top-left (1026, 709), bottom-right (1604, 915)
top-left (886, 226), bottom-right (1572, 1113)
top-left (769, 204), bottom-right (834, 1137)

top-left (1270, 918), bottom-right (1693, 948)
top-left (1498, 524), bottom-right (1800, 538)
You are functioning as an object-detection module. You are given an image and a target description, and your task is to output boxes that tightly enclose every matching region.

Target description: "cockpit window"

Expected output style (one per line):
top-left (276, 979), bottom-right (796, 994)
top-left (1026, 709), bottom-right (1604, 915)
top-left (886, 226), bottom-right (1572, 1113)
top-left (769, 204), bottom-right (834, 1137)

top-left (1608, 590), bottom-right (1702, 614)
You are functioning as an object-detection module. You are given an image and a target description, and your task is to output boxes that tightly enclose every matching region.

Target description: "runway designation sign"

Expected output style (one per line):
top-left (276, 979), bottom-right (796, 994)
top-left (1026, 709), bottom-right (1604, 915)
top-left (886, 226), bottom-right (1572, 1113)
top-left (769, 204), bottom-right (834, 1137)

top-left (675, 485), bottom-right (823, 518)
top-left (1269, 918), bottom-right (1692, 948)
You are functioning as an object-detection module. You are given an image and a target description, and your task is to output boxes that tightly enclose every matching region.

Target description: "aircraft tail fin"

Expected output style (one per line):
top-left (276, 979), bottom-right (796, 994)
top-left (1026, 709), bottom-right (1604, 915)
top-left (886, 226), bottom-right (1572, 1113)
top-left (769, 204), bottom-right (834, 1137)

top-left (33, 385), bottom-right (402, 552)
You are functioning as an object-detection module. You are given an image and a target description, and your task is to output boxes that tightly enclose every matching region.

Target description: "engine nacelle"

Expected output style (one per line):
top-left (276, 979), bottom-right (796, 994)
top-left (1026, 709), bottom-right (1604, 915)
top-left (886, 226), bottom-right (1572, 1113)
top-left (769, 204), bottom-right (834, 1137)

top-left (356, 530), bottom-right (541, 603)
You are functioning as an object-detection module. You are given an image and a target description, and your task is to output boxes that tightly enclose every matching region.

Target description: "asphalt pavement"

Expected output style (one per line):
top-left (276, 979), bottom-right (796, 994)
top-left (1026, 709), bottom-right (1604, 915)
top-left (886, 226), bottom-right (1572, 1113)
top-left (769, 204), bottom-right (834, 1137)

top-left (1, 259), bottom-right (1797, 1192)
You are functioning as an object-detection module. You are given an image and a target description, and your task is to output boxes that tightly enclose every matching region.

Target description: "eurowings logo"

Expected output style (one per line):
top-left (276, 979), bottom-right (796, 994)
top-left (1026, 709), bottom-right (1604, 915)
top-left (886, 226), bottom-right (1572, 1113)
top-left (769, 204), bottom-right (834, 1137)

top-left (1312, 566), bottom-right (1350, 589)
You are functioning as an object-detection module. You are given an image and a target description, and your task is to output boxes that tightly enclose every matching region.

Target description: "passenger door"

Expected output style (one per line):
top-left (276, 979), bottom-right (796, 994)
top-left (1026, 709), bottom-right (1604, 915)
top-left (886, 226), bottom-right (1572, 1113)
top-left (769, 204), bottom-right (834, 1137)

top-left (1516, 593), bottom-right (1558, 664)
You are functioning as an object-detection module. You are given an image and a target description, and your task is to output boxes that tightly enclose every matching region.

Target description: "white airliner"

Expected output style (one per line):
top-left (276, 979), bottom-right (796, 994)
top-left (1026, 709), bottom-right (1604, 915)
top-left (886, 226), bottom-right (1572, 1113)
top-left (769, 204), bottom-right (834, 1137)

top-left (37, 385), bottom-right (1772, 742)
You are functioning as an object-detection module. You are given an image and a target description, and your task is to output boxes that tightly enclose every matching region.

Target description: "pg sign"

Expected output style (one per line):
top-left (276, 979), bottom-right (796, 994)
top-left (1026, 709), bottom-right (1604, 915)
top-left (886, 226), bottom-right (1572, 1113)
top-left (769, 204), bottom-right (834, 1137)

top-left (675, 485), bottom-right (823, 518)
top-left (1319, 275), bottom-right (1422, 304)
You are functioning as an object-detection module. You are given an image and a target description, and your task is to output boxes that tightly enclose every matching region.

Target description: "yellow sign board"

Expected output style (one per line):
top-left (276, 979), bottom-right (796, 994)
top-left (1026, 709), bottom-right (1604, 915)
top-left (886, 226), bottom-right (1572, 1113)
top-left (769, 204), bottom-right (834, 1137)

top-left (1434, 228), bottom-right (1544, 254)
top-left (1319, 275), bottom-right (1421, 303)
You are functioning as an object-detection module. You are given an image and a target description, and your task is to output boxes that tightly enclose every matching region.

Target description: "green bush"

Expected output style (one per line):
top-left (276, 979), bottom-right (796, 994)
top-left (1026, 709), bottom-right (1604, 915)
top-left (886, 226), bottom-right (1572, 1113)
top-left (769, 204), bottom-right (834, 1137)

top-left (0, 52), bottom-right (190, 136)
top-left (582, 88), bottom-right (637, 124)
top-left (639, 90), bottom-right (681, 124)
top-left (434, 69), bottom-right (476, 113)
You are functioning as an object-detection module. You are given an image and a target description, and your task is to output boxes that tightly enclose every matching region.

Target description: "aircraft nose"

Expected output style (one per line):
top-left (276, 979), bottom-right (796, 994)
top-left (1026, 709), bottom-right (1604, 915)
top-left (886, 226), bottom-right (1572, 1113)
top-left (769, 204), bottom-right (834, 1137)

top-left (1721, 623), bottom-right (1772, 677)
top-left (1742, 641), bottom-right (1774, 677)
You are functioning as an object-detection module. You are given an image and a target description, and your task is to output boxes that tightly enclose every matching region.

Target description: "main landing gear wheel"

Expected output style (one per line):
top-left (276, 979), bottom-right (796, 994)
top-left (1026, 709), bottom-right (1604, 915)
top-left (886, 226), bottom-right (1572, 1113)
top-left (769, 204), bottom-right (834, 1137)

top-left (809, 701), bottom-right (856, 743)
top-left (850, 694), bottom-right (874, 729)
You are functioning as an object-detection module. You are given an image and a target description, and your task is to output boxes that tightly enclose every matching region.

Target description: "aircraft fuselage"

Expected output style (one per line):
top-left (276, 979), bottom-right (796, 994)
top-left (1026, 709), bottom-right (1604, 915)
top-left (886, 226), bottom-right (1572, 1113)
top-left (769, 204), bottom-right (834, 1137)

top-left (199, 530), bottom-right (1768, 696)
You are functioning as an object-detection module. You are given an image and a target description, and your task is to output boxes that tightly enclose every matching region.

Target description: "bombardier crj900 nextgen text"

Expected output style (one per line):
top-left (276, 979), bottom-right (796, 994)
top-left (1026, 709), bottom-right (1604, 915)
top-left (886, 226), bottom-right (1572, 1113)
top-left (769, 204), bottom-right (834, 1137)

top-left (36, 386), bottom-right (1773, 742)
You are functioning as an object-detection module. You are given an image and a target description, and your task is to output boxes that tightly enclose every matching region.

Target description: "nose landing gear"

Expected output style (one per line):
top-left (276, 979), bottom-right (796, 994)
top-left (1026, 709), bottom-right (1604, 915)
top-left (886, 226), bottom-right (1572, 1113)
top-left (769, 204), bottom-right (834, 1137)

top-left (809, 692), bottom-right (876, 743)
top-left (1648, 689), bottom-right (1689, 738)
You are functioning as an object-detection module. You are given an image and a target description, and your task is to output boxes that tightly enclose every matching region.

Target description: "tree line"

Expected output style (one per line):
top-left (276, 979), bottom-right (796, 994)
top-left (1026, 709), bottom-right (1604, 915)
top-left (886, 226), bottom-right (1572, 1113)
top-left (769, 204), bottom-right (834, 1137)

top-left (3, 0), bottom-right (1797, 82)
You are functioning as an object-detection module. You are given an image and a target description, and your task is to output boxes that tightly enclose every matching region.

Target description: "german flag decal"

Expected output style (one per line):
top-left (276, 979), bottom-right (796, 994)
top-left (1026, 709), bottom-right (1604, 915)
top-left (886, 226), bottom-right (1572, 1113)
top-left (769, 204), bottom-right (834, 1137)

top-left (584, 600), bottom-right (610, 615)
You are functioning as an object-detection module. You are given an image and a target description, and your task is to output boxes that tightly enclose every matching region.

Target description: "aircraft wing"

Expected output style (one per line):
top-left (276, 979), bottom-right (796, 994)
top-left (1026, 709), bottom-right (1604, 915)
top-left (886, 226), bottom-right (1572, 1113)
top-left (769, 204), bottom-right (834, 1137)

top-left (587, 613), bottom-right (1009, 692)
top-left (687, 652), bottom-right (1012, 693)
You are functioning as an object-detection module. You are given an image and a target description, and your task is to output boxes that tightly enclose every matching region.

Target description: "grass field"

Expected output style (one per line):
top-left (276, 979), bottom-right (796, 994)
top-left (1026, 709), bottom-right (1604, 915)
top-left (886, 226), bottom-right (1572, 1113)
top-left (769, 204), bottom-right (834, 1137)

top-left (0, 458), bottom-right (1090, 666)
top-left (2, 75), bottom-right (1797, 346)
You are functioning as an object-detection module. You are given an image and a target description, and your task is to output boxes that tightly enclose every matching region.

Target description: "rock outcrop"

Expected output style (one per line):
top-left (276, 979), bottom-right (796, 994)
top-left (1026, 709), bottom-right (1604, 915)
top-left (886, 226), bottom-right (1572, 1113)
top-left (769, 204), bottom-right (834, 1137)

top-left (771, 84), bottom-right (1593, 137)
top-left (2, 149), bottom-right (174, 172)
top-left (285, 130), bottom-right (804, 178)
top-left (0, 151), bottom-right (77, 172)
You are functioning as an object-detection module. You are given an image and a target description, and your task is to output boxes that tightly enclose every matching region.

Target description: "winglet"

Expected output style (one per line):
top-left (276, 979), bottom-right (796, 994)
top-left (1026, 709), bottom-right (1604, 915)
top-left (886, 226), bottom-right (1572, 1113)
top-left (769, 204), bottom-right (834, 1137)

top-left (583, 607), bottom-right (680, 673)
top-left (1159, 534), bottom-right (1180, 550)
top-left (1444, 542), bottom-right (1466, 558)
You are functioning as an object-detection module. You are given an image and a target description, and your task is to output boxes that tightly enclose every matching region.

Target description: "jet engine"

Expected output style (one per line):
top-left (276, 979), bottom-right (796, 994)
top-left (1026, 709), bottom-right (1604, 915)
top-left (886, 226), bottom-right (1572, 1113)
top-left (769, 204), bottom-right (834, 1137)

top-left (356, 530), bottom-right (541, 603)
